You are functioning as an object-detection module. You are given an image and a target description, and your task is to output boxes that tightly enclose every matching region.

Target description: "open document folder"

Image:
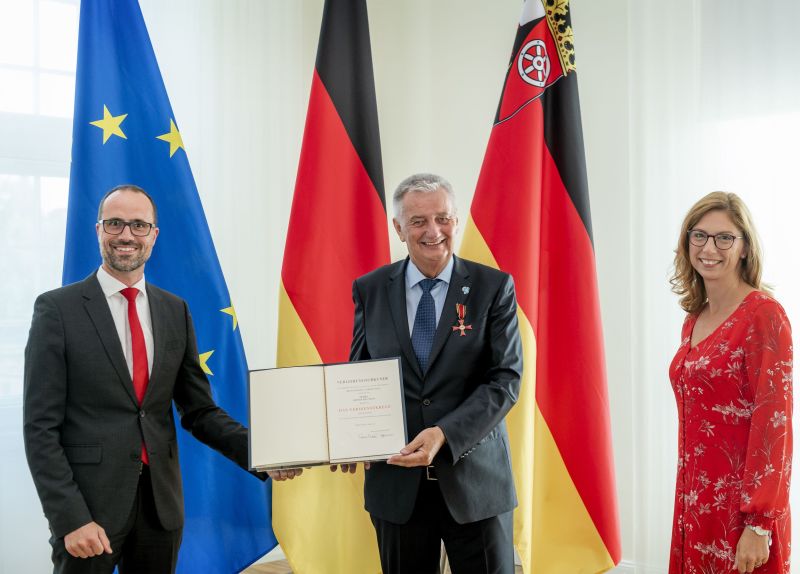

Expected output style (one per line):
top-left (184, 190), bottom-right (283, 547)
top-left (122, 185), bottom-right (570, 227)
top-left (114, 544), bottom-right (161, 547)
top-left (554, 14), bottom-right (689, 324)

top-left (248, 358), bottom-right (407, 471)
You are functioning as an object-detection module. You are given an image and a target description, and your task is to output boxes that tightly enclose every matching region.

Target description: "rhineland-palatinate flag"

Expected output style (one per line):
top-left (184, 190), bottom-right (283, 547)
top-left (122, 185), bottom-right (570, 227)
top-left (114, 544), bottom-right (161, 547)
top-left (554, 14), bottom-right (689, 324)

top-left (459, 1), bottom-right (621, 572)
top-left (274, 0), bottom-right (389, 572)
top-left (64, 1), bottom-right (275, 572)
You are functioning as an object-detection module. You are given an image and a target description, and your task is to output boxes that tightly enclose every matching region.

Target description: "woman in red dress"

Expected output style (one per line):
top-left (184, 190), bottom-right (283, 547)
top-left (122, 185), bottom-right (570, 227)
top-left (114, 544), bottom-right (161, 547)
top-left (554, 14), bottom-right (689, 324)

top-left (669, 192), bottom-right (792, 574)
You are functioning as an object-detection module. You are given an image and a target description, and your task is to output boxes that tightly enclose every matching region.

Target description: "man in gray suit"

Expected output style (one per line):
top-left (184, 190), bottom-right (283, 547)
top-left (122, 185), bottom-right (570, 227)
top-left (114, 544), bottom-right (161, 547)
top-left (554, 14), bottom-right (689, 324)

top-left (346, 173), bottom-right (522, 573)
top-left (23, 184), bottom-right (298, 574)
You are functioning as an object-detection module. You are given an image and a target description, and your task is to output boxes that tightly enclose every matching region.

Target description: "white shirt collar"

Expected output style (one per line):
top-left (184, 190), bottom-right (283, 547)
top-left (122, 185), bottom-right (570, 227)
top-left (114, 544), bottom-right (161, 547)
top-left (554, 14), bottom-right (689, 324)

top-left (96, 266), bottom-right (147, 298)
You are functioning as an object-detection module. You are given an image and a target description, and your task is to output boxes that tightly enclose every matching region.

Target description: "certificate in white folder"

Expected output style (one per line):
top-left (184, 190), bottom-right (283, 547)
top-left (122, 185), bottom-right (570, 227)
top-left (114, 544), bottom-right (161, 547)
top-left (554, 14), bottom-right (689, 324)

top-left (248, 358), bottom-right (406, 471)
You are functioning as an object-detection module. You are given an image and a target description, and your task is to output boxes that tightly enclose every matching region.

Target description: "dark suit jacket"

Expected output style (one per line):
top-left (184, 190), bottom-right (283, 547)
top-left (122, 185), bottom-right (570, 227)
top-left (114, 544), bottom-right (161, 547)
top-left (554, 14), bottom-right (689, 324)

top-left (23, 273), bottom-right (255, 539)
top-left (350, 256), bottom-right (523, 525)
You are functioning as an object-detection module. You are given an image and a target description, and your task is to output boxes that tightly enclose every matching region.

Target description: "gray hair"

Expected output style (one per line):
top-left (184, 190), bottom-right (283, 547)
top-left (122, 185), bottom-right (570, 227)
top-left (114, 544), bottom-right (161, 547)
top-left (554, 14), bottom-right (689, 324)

top-left (392, 173), bottom-right (457, 222)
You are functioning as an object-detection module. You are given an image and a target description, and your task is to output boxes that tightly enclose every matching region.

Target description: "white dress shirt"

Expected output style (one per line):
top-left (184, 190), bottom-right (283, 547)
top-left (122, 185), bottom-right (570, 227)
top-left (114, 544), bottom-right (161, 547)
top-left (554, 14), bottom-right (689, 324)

top-left (96, 266), bottom-right (154, 377)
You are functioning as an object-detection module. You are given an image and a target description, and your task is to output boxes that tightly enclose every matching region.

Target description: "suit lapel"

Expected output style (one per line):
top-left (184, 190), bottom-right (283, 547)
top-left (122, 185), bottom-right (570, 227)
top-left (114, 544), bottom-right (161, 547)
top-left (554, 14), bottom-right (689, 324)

top-left (145, 284), bottom-right (167, 404)
top-left (387, 259), bottom-right (423, 380)
top-left (81, 274), bottom-right (138, 405)
top-left (427, 256), bottom-right (472, 374)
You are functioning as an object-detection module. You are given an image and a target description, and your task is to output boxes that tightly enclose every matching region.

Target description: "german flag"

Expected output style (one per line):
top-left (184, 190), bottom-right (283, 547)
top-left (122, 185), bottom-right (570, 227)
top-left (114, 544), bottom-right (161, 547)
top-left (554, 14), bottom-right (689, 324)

top-left (273, 0), bottom-right (388, 572)
top-left (459, 1), bottom-right (621, 572)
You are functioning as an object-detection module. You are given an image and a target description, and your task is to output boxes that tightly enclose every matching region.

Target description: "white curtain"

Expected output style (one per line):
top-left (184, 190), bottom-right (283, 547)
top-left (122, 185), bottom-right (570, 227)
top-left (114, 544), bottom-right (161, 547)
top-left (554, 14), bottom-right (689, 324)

top-left (610, 0), bottom-right (800, 571)
top-left (1, 1), bottom-right (797, 572)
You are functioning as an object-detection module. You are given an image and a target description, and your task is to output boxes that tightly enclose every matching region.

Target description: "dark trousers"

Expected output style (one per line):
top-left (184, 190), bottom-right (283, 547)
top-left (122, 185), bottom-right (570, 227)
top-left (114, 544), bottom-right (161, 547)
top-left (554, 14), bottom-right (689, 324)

top-left (371, 478), bottom-right (514, 574)
top-left (50, 466), bottom-right (182, 574)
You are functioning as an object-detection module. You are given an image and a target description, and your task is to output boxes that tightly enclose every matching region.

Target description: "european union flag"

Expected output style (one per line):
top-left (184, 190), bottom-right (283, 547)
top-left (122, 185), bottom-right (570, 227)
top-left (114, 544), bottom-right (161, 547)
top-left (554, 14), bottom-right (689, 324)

top-left (63, 1), bottom-right (275, 572)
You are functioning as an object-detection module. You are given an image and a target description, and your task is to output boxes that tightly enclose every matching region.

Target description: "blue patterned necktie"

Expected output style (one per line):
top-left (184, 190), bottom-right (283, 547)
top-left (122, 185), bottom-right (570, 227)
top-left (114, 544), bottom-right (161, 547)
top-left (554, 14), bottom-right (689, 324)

top-left (412, 278), bottom-right (440, 372)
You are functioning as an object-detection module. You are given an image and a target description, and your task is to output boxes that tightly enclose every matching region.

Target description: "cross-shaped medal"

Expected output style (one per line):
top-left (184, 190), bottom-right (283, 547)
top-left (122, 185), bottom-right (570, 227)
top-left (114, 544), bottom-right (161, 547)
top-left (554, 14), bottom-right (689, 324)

top-left (451, 303), bottom-right (472, 337)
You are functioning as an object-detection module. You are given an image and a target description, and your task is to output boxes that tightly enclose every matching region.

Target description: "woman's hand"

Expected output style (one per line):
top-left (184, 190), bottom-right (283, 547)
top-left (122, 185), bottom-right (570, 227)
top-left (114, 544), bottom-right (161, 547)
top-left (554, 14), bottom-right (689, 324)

top-left (734, 527), bottom-right (769, 573)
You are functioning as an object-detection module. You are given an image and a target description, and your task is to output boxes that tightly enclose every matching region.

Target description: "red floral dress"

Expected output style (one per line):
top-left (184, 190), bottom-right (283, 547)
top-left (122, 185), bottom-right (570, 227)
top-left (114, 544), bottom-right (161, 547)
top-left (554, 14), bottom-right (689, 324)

top-left (669, 291), bottom-right (793, 573)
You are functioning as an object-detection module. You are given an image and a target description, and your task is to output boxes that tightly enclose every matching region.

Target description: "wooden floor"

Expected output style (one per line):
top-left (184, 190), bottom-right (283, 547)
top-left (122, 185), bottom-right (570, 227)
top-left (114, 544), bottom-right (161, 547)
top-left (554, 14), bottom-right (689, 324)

top-left (245, 559), bottom-right (523, 573)
top-left (245, 560), bottom-right (292, 574)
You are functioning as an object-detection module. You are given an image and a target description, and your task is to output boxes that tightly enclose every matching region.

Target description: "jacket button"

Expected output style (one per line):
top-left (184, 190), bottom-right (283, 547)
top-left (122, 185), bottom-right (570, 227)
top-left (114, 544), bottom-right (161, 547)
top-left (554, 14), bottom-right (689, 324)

top-left (139, 410), bottom-right (146, 418)
top-left (422, 398), bottom-right (431, 406)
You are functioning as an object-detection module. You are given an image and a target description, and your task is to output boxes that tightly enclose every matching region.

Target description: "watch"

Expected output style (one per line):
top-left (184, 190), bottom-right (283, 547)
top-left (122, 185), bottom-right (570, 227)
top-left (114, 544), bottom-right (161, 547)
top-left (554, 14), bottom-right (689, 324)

top-left (746, 524), bottom-right (773, 546)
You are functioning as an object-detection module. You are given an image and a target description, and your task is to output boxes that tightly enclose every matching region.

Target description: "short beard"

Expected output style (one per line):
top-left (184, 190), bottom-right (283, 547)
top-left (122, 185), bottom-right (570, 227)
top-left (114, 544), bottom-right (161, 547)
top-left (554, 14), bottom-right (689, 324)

top-left (101, 241), bottom-right (148, 273)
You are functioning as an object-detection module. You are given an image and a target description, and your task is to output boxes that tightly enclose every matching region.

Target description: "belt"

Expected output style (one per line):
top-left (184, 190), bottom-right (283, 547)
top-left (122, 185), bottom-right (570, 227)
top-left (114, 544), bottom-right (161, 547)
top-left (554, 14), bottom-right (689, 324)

top-left (425, 466), bottom-right (438, 481)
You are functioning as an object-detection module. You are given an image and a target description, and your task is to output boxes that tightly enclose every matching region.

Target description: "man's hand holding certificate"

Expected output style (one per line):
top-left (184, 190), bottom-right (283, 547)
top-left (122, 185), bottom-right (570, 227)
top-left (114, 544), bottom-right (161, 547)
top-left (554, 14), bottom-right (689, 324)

top-left (331, 425), bottom-right (447, 474)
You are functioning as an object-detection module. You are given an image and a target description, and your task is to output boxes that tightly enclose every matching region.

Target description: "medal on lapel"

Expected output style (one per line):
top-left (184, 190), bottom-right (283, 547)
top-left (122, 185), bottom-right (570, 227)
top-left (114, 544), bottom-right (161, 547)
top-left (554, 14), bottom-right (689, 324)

top-left (452, 303), bottom-right (472, 337)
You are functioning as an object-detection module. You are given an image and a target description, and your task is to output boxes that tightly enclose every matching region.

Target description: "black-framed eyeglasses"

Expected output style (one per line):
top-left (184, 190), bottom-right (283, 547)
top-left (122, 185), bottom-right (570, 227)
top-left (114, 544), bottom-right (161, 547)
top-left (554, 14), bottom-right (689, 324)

top-left (99, 218), bottom-right (155, 237)
top-left (687, 229), bottom-right (743, 250)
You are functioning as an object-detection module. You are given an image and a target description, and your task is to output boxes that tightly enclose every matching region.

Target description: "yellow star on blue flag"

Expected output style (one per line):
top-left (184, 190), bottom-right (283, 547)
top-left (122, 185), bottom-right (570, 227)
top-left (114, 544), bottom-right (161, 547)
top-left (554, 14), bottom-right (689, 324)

top-left (221, 306), bottom-right (238, 330)
top-left (156, 118), bottom-right (185, 157)
top-left (89, 105), bottom-right (127, 143)
top-left (199, 350), bottom-right (215, 376)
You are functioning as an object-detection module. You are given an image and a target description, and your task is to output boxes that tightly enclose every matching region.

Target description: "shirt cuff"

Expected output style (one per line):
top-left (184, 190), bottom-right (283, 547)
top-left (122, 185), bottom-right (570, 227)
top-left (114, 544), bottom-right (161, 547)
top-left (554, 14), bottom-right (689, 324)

top-left (744, 513), bottom-right (773, 532)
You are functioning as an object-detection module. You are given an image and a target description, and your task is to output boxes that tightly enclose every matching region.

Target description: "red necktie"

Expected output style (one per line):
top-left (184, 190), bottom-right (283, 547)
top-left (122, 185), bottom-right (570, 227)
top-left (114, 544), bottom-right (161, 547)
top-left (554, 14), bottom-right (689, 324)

top-left (121, 287), bottom-right (149, 464)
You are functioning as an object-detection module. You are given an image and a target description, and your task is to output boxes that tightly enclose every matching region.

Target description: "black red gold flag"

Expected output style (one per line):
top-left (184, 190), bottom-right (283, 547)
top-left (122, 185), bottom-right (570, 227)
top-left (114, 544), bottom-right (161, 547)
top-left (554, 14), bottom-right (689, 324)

top-left (460, 1), bottom-right (622, 571)
top-left (274, 0), bottom-right (389, 571)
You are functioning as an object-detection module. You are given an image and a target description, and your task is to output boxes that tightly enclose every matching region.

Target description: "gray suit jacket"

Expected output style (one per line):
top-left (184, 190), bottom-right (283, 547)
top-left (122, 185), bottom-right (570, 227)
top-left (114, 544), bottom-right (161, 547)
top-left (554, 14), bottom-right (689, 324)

top-left (23, 273), bottom-right (255, 539)
top-left (350, 256), bottom-right (522, 524)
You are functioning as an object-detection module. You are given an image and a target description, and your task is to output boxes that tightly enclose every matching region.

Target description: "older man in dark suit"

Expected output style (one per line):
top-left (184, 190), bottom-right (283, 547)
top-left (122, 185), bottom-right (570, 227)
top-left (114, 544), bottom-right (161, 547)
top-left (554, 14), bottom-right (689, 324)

top-left (346, 173), bottom-right (523, 573)
top-left (23, 184), bottom-right (297, 574)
